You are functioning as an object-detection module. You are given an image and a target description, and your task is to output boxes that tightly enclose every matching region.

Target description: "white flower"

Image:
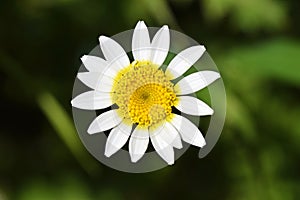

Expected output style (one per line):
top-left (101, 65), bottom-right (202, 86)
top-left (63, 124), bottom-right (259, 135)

top-left (71, 21), bottom-right (220, 165)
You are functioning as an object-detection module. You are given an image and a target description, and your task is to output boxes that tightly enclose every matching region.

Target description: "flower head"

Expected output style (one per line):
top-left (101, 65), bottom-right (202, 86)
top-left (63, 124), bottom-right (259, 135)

top-left (71, 21), bottom-right (220, 165)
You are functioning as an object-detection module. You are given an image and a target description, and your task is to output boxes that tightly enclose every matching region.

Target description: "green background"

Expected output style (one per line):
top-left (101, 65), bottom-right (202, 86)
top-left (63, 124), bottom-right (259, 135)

top-left (0, 0), bottom-right (299, 199)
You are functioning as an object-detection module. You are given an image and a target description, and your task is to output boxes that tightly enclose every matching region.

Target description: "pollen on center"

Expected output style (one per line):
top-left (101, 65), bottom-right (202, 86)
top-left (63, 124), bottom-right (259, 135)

top-left (111, 60), bottom-right (177, 127)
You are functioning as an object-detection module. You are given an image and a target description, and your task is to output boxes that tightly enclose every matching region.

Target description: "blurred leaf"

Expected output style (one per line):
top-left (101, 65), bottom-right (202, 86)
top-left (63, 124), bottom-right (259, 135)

top-left (18, 179), bottom-right (56, 200)
top-left (261, 97), bottom-right (300, 149)
top-left (0, 189), bottom-right (8, 200)
top-left (0, 52), bottom-right (99, 175)
top-left (225, 91), bottom-right (256, 141)
top-left (202, 0), bottom-right (233, 21)
top-left (18, 176), bottom-right (92, 200)
top-left (23, 0), bottom-right (78, 8)
top-left (222, 39), bottom-right (300, 85)
top-left (58, 175), bottom-right (92, 200)
top-left (97, 189), bottom-right (123, 200)
top-left (203, 0), bottom-right (287, 32)
top-left (37, 91), bottom-right (98, 175)
top-left (226, 148), bottom-right (262, 200)
top-left (140, 0), bottom-right (179, 28)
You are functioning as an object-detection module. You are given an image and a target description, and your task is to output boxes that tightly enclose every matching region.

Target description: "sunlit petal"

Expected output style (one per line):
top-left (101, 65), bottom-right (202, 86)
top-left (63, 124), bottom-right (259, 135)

top-left (88, 109), bottom-right (122, 134)
top-left (166, 45), bottom-right (206, 79)
top-left (169, 114), bottom-right (206, 147)
top-left (105, 121), bottom-right (132, 157)
top-left (175, 71), bottom-right (220, 95)
top-left (71, 90), bottom-right (112, 110)
top-left (129, 126), bottom-right (149, 162)
top-left (175, 96), bottom-right (214, 116)
top-left (132, 21), bottom-right (151, 61)
top-left (150, 25), bottom-right (170, 66)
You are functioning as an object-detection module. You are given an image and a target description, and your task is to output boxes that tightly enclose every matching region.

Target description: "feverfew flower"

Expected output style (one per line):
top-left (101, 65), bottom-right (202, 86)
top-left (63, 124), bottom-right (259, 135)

top-left (71, 21), bottom-right (220, 165)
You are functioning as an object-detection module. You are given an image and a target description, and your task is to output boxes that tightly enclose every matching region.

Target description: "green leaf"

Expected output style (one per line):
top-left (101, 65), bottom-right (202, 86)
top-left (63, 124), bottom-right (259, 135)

top-left (37, 92), bottom-right (98, 175)
top-left (222, 39), bottom-right (300, 85)
top-left (202, 0), bottom-right (287, 32)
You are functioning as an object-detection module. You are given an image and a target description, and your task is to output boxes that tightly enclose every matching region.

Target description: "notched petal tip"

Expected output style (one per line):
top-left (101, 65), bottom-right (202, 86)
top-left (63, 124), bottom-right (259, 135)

top-left (134, 20), bottom-right (148, 33)
top-left (139, 21), bottom-right (147, 28)
top-left (162, 25), bottom-right (169, 30)
top-left (168, 161), bottom-right (175, 165)
top-left (80, 55), bottom-right (87, 62)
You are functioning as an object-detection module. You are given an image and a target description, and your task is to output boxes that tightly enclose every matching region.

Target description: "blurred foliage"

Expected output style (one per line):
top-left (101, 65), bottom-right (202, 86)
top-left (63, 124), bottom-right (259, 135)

top-left (0, 0), bottom-right (300, 199)
top-left (202, 0), bottom-right (287, 32)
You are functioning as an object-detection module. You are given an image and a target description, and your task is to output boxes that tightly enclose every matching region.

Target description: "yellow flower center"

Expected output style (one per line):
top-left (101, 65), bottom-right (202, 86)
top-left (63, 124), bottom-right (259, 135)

top-left (111, 61), bottom-right (177, 127)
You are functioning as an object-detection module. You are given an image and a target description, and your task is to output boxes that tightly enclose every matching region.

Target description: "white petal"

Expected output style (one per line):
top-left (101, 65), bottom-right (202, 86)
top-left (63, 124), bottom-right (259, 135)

top-left (80, 57), bottom-right (121, 79)
top-left (87, 109), bottom-right (122, 134)
top-left (172, 134), bottom-right (183, 149)
top-left (149, 124), bottom-right (175, 165)
top-left (156, 122), bottom-right (182, 149)
top-left (132, 21), bottom-right (151, 61)
top-left (150, 25), bottom-right (170, 66)
top-left (175, 71), bottom-right (220, 95)
top-left (80, 54), bottom-right (125, 79)
top-left (175, 96), bottom-right (214, 116)
top-left (166, 45), bottom-right (206, 79)
top-left (169, 114), bottom-right (206, 147)
top-left (99, 36), bottom-right (130, 71)
top-left (77, 72), bottom-right (114, 92)
top-left (71, 90), bottom-right (112, 110)
top-left (80, 55), bottom-right (107, 72)
top-left (105, 121), bottom-right (132, 157)
top-left (129, 126), bottom-right (149, 162)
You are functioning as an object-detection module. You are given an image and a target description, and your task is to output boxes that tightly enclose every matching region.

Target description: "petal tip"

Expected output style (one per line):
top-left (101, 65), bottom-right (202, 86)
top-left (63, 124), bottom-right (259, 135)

top-left (104, 153), bottom-right (110, 157)
top-left (199, 140), bottom-right (206, 148)
top-left (210, 71), bottom-right (221, 82)
top-left (131, 154), bottom-right (142, 163)
top-left (199, 45), bottom-right (206, 51)
top-left (99, 35), bottom-right (109, 44)
top-left (76, 72), bottom-right (83, 79)
top-left (167, 160), bottom-right (174, 165)
top-left (139, 21), bottom-right (147, 28)
top-left (76, 72), bottom-right (86, 82)
top-left (104, 150), bottom-right (113, 158)
top-left (195, 135), bottom-right (206, 147)
top-left (135, 20), bottom-right (141, 27)
top-left (162, 25), bottom-right (169, 30)
top-left (87, 125), bottom-right (97, 135)
top-left (177, 143), bottom-right (183, 149)
top-left (80, 55), bottom-right (87, 62)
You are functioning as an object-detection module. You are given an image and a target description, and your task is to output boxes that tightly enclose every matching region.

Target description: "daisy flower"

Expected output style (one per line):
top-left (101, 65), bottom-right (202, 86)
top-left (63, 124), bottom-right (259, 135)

top-left (71, 21), bottom-right (220, 165)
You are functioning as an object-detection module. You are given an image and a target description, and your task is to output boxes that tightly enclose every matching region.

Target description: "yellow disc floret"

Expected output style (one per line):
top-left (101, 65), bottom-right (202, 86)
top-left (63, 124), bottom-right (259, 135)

top-left (111, 61), bottom-right (177, 127)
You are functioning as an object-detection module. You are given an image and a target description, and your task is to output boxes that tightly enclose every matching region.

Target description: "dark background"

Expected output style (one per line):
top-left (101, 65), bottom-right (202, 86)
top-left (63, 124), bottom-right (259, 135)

top-left (0, 0), bottom-right (300, 199)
